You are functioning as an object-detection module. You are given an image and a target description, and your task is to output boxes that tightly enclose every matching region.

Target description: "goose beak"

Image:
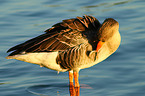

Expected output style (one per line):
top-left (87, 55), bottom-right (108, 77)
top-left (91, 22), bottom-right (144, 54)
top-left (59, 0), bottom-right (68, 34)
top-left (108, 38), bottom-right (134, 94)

top-left (96, 41), bottom-right (104, 52)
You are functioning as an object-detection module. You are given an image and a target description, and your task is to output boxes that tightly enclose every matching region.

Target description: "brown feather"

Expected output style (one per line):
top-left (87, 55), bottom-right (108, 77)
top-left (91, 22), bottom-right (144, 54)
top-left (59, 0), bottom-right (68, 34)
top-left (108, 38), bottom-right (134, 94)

top-left (7, 15), bottom-right (101, 56)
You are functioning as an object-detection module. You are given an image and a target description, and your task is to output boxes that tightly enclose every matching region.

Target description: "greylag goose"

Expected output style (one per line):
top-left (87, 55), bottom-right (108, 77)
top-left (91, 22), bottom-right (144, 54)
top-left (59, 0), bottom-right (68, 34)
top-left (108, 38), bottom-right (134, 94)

top-left (6, 15), bottom-right (121, 88)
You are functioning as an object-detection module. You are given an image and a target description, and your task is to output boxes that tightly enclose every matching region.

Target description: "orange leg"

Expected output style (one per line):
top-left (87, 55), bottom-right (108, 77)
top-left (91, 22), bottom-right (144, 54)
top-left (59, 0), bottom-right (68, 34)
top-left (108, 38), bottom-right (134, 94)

top-left (69, 71), bottom-right (75, 96)
top-left (73, 72), bottom-right (80, 87)
top-left (74, 72), bottom-right (80, 96)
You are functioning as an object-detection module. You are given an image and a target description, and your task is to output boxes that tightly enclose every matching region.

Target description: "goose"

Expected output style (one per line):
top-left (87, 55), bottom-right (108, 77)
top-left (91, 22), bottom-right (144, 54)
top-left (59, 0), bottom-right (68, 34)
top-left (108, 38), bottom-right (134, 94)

top-left (6, 15), bottom-right (121, 88)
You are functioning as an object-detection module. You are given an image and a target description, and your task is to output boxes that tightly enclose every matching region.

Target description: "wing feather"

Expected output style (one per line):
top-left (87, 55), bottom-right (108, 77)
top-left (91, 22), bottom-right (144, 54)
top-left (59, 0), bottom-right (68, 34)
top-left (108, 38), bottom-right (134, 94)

top-left (7, 15), bottom-right (101, 56)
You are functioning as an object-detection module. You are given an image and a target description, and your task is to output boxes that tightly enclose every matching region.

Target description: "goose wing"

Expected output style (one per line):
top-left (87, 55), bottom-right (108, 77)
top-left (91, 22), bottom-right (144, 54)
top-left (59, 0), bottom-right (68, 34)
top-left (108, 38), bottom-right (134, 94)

top-left (7, 15), bottom-right (101, 56)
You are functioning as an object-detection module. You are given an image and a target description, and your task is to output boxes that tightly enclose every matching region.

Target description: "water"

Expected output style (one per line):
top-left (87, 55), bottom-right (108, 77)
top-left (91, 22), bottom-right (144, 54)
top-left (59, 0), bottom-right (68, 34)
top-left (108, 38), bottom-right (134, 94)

top-left (1, 0), bottom-right (145, 96)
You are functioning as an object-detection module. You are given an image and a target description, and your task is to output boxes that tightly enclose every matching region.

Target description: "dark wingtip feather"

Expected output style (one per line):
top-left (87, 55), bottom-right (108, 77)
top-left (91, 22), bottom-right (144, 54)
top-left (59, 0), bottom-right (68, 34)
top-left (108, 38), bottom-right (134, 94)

top-left (7, 48), bottom-right (14, 53)
top-left (7, 47), bottom-right (15, 53)
top-left (7, 44), bottom-right (20, 53)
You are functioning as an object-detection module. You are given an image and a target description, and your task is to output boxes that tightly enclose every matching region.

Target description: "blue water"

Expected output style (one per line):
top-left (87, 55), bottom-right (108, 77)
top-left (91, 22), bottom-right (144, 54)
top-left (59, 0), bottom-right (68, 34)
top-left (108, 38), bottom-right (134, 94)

top-left (1, 0), bottom-right (145, 96)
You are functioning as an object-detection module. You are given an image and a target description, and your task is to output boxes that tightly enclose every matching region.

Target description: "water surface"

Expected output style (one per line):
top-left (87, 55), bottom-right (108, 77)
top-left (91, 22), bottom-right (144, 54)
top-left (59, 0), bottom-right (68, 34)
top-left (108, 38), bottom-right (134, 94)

top-left (1, 0), bottom-right (145, 96)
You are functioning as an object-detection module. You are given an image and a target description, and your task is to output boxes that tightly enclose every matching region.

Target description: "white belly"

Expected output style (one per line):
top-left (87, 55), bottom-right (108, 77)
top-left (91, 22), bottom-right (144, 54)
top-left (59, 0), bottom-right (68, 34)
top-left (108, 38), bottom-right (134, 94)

top-left (6, 52), bottom-right (68, 72)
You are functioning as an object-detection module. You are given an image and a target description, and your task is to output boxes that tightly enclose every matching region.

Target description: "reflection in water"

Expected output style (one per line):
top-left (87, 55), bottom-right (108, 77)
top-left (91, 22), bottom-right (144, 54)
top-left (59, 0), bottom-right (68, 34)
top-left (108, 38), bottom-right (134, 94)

top-left (27, 83), bottom-right (93, 96)
top-left (69, 82), bottom-right (80, 96)
top-left (27, 84), bottom-right (80, 96)
top-left (26, 84), bottom-right (78, 96)
top-left (68, 71), bottom-right (80, 96)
